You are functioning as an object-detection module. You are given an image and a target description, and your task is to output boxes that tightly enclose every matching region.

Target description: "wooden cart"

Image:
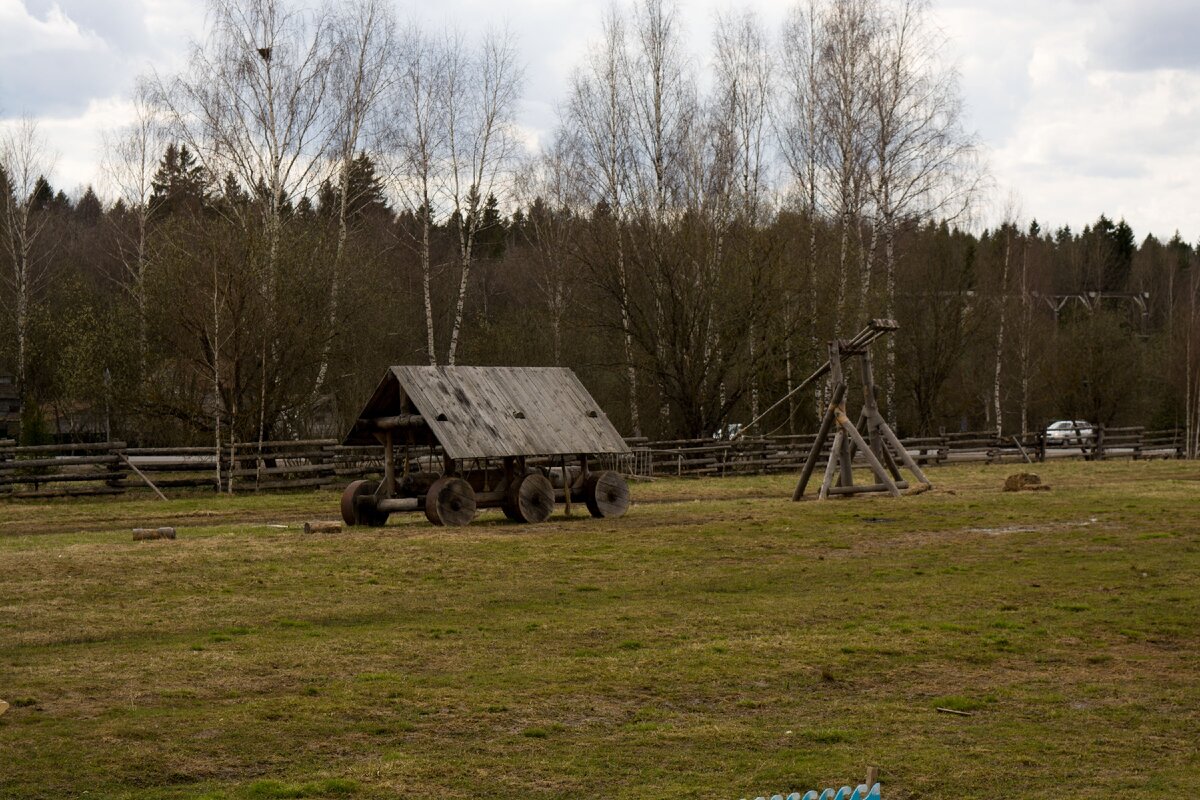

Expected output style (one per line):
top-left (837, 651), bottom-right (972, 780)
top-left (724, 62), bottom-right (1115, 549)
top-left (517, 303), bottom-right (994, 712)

top-left (340, 366), bottom-right (632, 527)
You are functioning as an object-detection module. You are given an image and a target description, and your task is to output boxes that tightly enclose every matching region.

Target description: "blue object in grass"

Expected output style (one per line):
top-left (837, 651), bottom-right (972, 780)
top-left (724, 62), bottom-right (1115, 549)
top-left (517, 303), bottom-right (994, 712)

top-left (750, 784), bottom-right (880, 800)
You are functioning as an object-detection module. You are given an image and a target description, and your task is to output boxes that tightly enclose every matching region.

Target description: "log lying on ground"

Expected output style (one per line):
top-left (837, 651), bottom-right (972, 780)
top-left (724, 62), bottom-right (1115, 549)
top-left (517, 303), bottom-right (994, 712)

top-left (303, 521), bottom-right (342, 534)
top-left (132, 527), bottom-right (176, 541)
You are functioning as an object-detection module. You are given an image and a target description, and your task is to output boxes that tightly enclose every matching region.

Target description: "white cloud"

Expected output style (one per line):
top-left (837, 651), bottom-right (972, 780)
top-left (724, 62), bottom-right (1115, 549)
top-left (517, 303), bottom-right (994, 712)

top-left (4, 0), bottom-right (1200, 241)
top-left (1089, 0), bottom-right (1200, 72)
top-left (937, 0), bottom-right (1200, 238)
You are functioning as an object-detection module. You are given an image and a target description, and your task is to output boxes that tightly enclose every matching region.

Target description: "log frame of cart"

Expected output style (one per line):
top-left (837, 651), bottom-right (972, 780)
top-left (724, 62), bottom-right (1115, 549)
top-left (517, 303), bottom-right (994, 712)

top-left (340, 366), bottom-right (632, 526)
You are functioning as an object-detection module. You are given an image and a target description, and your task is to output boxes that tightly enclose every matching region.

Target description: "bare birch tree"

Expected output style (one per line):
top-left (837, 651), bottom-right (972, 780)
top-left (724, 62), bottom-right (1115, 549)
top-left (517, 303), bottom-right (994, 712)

top-left (865, 0), bottom-right (980, 417)
top-left (817, 0), bottom-right (876, 335)
top-left (441, 27), bottom-right (523, 366)
top-left (625, 0), bottom-right (696, 429)
top-left (159, 0), bottom-right (336, 265)
top-left (778, 0), bottom-right (828, 417)
top-left (713, 8), bottom-right (772, 420)
top-left (515, 133), bottom-right (582, 364)
top-left (153, 0), bottom-right (338, 444)
top-left (0, 117), bottom-right (57, 418)
top-left (315, 0), bottom-right (396, 392)
top-left (101, 83), bottom-right (164, 377)
top-left (1186, 265), bottom-right (1200, 458)
top-left (992, 222), bottom-right (1016, 438)
top-left (387, 24), bottom-right (448, 365)
top-left (562, 7), bottom-right (641, 435)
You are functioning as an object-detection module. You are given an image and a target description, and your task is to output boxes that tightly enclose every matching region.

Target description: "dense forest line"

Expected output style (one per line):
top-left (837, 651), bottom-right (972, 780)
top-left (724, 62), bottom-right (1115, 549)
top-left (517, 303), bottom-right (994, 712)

top-left (2, 0), bottom-right (1199, 453)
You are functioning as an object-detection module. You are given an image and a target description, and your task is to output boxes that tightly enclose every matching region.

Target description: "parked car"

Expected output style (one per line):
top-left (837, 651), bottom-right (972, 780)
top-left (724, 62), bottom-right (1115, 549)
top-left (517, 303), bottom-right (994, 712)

top-left (1044, 419), bottom-right (1094, 446)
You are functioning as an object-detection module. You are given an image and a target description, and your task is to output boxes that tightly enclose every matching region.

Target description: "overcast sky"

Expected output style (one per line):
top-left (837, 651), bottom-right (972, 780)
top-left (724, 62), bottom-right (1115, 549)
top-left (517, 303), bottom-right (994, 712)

top-left (2, 0), bottom-right (1198, 241)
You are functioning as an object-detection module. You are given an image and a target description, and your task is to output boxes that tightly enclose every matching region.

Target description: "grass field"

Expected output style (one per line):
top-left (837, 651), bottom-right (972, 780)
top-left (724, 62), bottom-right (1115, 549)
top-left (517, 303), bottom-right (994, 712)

top-left (1, 461), bottom-right (1198, 799)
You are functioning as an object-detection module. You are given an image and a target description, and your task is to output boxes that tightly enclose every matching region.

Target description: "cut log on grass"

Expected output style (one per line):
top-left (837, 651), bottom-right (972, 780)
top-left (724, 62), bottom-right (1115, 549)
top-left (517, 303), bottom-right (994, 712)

top-left (132, 527), bottom-right (176, 541)
top-left (0, 699), bottom-right (8, 716)
top-left (303, 521), bottom-right (342, 534)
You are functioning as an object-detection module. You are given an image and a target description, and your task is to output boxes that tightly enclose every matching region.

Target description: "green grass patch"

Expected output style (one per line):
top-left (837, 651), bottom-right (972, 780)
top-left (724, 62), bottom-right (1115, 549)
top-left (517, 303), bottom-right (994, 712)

top-left (243, 778), bottom-right (359, 798)
top-left (0, 462), bottom-right (1198, 798)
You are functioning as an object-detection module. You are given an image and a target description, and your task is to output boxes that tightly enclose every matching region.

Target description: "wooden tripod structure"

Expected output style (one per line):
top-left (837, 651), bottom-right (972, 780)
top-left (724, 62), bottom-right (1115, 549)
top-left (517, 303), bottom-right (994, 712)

top-left (793, 319), bottom-right (931, 501)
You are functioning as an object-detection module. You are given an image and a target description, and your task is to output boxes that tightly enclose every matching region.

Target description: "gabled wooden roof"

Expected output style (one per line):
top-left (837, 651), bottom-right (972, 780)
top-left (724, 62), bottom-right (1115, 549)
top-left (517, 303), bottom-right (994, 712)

top-left (343, 366), bottom-right (630, 459)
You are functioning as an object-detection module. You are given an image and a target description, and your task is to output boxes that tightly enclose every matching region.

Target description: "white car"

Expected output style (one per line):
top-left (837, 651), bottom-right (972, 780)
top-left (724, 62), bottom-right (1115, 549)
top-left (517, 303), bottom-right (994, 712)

top-left (1045, 419), bottom-right (1094, 446)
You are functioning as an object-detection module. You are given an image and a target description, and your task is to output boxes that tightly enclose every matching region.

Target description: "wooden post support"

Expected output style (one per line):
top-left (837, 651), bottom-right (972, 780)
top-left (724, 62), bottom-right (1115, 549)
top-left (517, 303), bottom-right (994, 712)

top-left (120, 454), bottom-right (167, 501)
top-left (383, 430), bottom-right (396, 497)
top-left (828, 342), bottom-right (854, 491)
top-left (834, 408), bottom-right (900, 497)
top-left (562, 455), bottom-right (572, 516)
top-left (818, 429), bottom-right (845, 500)
top-left (1012, 435), bottom-right (1033, 464)
top-left (859, 347), bottom-right (885, 463)
top-left (793, 320), bottom-right (931, 502)
top-left (794, 383), bottom-right (847, 500)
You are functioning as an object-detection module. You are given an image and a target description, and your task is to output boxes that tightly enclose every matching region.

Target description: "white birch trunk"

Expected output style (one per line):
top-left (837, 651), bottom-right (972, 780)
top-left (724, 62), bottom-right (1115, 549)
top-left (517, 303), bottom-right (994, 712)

top-left (993, 231), bottom-right (1013, 439)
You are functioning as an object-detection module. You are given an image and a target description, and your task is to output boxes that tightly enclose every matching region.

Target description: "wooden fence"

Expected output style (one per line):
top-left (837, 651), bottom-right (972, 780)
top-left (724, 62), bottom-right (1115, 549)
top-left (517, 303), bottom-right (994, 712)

top-left (630, 425), bottom-right (1186, 478)
top-left (0, 425), bottom-right (1187, 499)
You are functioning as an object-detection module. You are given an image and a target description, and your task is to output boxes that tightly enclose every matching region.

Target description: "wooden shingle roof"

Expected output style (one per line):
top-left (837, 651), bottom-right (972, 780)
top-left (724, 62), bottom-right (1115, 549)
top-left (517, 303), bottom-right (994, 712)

top-left (343, 366), bottom-right (630, 459)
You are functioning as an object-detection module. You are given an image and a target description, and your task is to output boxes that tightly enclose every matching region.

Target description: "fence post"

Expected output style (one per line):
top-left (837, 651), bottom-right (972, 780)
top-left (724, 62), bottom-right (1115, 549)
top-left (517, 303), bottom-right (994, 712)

top-left (105, 442), bottom-right (126, 492)
top-left (1095, 424), bottom-right (1106, 461)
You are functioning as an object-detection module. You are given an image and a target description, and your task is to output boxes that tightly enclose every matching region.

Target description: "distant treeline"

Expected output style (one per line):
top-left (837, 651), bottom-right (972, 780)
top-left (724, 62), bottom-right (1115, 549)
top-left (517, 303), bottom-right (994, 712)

top-left (1, 0), bottom-right (1198, 455)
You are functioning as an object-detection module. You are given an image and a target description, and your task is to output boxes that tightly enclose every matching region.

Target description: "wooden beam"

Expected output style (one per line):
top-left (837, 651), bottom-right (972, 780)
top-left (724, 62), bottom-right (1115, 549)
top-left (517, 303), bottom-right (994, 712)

top-left (794, 383), bottom-right (846, 500)
top-left (818, 429), bottom-right (845, 500)
top-left (360, 414), bottom-right (426, 430)
top-left (827, 480), bottom-right (909, 495)
top-left (120, 455), bottom-right (167, 501)
top-left (834, 408), bottom-right (900, 497)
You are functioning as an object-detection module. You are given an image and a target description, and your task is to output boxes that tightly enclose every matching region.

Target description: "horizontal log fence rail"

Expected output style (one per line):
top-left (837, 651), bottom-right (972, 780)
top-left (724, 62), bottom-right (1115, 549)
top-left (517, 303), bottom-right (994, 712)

top-left (632, 425), bottom-right (1185, 479)
top-left (0, 425), bottom-right (1187, 498)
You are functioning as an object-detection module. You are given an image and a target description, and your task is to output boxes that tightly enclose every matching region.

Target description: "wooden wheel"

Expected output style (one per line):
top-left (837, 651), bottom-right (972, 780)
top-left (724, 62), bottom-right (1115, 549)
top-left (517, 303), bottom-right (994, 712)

top-left (583, 471), bottom-right (630, 519)
top-left (340, 480), bottom-right (388, 527)
top-left (504, 472), bottom-right (555, 523)
top-left (424, 476), bottom-right (477, 527)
